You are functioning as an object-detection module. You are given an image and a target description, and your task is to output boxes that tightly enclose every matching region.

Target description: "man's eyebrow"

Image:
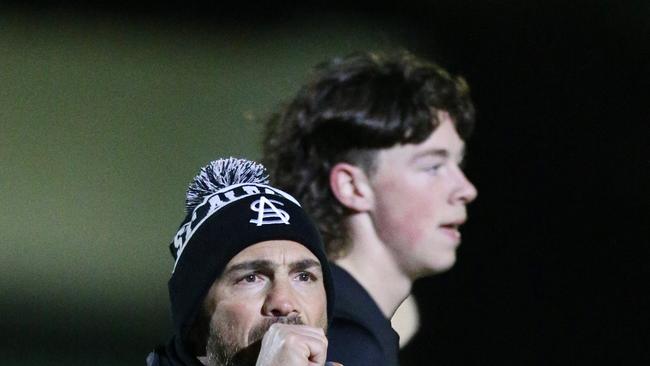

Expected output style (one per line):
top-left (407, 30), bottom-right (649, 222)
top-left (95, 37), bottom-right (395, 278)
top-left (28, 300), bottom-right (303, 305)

top-left (421, 149), bottom-right (449, 157)
top-left (223, 260), bottom-right (276, 276)
top-left (223, 259), bottom-right (321, 275)
top-left (289, 259), bottom-right (322, 272)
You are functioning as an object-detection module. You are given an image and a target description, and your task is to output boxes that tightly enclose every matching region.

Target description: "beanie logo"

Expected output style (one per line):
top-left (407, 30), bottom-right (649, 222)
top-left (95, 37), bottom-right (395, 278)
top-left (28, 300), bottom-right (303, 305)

top-left (172, 184), bottom-right (300, 272)
top-left (250, 196), bottom-right (290, 226)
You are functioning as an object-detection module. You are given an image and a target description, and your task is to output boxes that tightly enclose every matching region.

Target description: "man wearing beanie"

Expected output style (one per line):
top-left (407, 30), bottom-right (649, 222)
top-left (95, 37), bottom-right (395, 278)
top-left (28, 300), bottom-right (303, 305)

top-left (147, 158), bottom-right (340, 366)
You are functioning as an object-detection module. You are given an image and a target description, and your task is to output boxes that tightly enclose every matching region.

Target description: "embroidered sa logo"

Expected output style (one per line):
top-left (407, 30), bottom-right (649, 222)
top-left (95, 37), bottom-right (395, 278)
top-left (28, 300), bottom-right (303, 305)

top-left (249, 196), bottom-right (291, 226)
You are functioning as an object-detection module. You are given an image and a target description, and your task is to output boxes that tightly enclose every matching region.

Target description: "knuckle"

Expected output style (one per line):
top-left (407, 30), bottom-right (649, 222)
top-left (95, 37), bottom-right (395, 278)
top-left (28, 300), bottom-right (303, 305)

top-left (284, 332), bottom-right (299, 344)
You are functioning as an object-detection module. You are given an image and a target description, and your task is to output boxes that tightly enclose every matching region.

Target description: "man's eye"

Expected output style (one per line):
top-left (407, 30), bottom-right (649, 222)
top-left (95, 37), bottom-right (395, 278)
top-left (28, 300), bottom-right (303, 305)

top-left (296, 272), bottom-right (315, 282)
top-left (238, 274), bottom-right (260, 284)
top-left (244, 274), bottom-right (257, 282)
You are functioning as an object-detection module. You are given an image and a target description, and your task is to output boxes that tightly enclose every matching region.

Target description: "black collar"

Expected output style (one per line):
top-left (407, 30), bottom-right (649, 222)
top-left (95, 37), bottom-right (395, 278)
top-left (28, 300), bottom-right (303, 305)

top-left (330, 264), bottom-right (400, 363)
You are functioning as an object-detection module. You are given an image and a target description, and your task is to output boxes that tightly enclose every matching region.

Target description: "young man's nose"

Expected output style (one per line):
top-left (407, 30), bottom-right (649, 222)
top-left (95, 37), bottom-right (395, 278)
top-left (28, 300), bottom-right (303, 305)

top-left (451, 168), bottom-right (478, 204)
top-left (261, 280), bottom-right (299, 317)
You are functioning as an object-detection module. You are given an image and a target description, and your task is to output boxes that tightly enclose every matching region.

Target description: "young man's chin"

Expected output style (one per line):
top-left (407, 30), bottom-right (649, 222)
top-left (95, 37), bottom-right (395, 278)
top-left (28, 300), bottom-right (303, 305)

top-left (416, 255), bottom-right (458, 277)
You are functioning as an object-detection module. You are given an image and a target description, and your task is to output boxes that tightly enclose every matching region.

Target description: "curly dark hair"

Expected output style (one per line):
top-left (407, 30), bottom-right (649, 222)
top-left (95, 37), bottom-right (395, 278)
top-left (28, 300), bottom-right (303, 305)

top-left (262, 50), bottom-right (476, 258)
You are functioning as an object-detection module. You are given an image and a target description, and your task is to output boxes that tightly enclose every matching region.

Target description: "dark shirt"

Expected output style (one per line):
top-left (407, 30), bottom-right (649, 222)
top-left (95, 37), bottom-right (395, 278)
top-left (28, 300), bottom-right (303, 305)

top-left (327, 264), bottom-right (400, 366)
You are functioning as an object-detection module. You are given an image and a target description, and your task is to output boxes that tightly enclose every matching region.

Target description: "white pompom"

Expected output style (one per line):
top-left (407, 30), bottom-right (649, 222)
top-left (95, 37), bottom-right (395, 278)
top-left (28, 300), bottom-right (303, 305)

top-left (185, 157), bottom-right (269, 212)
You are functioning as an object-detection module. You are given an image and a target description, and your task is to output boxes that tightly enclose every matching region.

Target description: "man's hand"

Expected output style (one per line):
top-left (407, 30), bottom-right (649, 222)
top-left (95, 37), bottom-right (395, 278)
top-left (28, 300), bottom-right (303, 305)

top-left (255, 323), bottom-right (329, 366)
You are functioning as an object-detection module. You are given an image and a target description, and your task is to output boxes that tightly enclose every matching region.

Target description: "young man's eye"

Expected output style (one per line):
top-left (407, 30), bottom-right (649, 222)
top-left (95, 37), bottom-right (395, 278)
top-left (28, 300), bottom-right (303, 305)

top-left (425, 164), bottom-right (443, 174)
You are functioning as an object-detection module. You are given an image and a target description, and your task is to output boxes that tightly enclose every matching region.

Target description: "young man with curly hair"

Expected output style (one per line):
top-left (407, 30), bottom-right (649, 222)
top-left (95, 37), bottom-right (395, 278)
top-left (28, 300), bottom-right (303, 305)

top-left (262, 50), bottom-right (478, 365)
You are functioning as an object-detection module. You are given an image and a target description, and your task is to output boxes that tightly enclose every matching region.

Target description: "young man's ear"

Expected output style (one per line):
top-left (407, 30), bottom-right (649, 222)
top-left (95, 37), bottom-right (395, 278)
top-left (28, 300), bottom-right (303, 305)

top-left (329, 162), bottom-right (374, 212)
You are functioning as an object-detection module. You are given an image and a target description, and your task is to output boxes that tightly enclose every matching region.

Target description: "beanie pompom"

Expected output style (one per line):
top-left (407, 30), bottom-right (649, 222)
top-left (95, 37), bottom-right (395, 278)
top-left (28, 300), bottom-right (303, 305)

top-left (185, 157), bottom-right (269, 213)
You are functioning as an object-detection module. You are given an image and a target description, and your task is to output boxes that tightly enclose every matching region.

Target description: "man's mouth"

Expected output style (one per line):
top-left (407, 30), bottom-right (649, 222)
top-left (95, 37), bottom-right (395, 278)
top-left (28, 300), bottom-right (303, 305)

top-left (230, 315), bottom-right (305, 365)
top-left (440, 223), bottom-right (460, 229)
top-left (439, 220), bottom-right (465, 241)
top-left (247, 315), bottom-right (304, 344)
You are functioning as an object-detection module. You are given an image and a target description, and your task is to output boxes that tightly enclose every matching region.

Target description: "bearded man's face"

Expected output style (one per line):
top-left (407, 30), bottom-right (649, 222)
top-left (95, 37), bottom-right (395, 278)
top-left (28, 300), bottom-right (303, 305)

top-left (202, 240), bottom-right (328, 366)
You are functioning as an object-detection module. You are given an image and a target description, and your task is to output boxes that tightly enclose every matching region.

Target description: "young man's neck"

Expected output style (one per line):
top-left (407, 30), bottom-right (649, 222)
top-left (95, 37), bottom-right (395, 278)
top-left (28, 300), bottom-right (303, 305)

top-left (334, 214), bottom-right (412, 319)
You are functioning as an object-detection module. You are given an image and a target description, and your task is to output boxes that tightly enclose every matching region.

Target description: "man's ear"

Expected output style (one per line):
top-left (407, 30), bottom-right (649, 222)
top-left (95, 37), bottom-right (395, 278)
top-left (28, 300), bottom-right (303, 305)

top-left (329, 162), bottom-right (374, 212)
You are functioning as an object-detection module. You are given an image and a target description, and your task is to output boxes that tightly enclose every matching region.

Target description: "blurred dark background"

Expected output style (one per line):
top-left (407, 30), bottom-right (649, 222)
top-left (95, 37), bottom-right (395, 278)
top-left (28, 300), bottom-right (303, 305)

top-left (1, 1), bottom-right (647, 365)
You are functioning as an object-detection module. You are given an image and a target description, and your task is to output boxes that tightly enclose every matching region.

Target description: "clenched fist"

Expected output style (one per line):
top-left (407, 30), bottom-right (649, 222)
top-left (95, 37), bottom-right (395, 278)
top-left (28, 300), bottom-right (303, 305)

top-left (254, 323), bottom-right (341, 366)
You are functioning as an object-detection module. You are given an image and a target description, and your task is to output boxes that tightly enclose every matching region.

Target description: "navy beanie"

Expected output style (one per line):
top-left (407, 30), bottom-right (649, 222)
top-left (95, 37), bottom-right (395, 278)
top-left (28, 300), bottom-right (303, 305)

top-left (167, 158), bottom-right (334, 341)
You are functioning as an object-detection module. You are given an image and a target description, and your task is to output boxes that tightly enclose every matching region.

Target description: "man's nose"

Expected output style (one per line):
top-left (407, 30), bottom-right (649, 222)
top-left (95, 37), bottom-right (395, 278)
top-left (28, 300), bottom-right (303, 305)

top-left (452, 168), bottom-right (478, 204)
top-left (261, 280), bottom-right (299, 317)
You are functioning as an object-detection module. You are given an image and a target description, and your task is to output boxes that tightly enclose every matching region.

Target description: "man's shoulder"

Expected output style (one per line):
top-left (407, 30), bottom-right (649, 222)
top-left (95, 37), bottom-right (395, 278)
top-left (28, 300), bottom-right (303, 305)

top-left (328, 264), bottom-right (400, 366)
top-left (330, 264), bottom-right (388, 330)
top-left (327, 317), bottom-right (386, 365)
top-left (146, 340), bottom-right (200, 366)
top-left (330, 264), bottom-right (376, 310)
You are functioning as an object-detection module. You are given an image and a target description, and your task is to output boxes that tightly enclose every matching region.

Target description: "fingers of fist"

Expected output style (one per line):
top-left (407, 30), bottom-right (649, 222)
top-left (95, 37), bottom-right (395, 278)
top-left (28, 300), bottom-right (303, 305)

top-left (256, 324), bottom-right (328, 366)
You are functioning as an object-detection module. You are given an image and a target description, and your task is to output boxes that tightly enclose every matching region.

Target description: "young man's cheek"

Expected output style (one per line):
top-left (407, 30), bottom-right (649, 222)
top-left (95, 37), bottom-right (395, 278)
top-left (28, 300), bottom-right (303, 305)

top-left (378, 199), bottom-right (439, 248)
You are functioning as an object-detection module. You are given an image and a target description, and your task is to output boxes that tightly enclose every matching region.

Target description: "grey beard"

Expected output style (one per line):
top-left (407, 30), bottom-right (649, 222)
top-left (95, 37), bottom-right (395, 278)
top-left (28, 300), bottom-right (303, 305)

top-left (206, 315), bottom-right (303, 366)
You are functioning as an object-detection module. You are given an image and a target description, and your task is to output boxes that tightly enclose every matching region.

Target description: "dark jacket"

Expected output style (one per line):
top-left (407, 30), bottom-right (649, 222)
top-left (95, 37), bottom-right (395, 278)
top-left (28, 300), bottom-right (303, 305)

top-left (326, 264), bottom-right (400, 366)
top-left (146, 336), bottom-right (203, 366)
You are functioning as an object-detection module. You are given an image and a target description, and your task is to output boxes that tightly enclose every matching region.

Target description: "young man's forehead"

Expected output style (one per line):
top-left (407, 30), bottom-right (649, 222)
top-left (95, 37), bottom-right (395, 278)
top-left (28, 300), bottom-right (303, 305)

top-left (405, 118), bottom-right (466, 158)
top-left (375, 139), bottom-right (466, 165)
top-left (410, 145), bottom-right (466, 159)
